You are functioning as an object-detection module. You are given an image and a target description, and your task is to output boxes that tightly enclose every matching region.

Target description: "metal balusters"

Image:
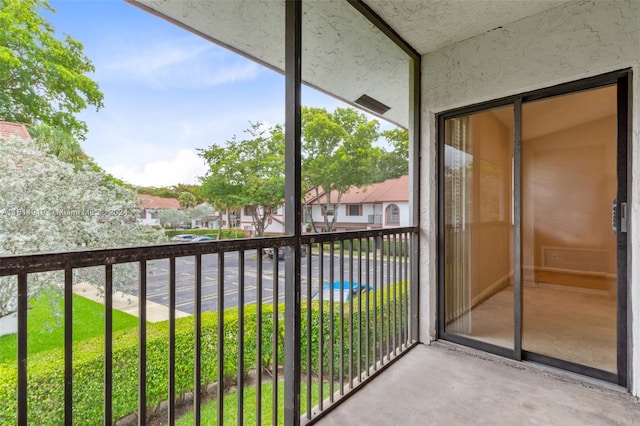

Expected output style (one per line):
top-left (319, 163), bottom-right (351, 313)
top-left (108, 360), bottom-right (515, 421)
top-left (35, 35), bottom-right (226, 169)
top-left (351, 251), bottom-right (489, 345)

top-left (329, 242), bottom-right (335, 402)
top-left (339, 241), bottom-right (345, 396)
top-left (237, 250), bottom-right (245, 426)
top-left (217, 252), bottom-right (224, 426)
top-left (138, 261), bottom-right (147, 425)
top-left (372, 236), bottom-right (379, 371)
top-left (348, 239), bottom-right (354, 389)
top-left (271, 248), bottom-right (278, 426)
top-left (393, 234), bottom-right (398, 356)
top-left (168, 258), bottom-right (176, 425)
top-left (256, 250), bottom-right (263, 426)
top-left (105, 264), bottom-right (113, 425)
top-left (64, 267), bottom-right (73, 425)
top-left (194, 254), bottom-right (202, 426)
top-left (357, 238), bottom-right (363, 383)
top-left (318, 243), bottom-right (324, 412)
top-left (365, 238), bottom-right (371, 377)
top-left (17, 273), bottom-right (27, 426)
top-left (386, 235), bottom-right (392, 359)
top-left (306, 243), bottom-right (313, 420)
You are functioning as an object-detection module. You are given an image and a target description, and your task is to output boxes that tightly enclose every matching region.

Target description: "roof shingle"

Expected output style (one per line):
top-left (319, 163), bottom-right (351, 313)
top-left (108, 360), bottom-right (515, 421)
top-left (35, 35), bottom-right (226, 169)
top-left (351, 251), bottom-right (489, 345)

top-left (0, 121), bottom-right (31, 140)
top-left (307, 175), bottom-right (409, 205)
top-left (137, 194), bottom-right (181, 209)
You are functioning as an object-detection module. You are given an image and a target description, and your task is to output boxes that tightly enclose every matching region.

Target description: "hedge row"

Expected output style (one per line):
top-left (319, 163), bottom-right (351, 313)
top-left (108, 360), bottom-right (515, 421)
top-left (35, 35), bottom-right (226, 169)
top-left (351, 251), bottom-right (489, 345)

top-left (320, 239), bottom-right (410, 256)
top-left (0, 284), bottom-right (408, 424)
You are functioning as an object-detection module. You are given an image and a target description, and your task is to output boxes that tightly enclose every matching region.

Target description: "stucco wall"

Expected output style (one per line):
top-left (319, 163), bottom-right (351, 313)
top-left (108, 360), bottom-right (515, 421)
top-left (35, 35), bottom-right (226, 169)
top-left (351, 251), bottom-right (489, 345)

top-left (420, 0), bottom-right (640, 394)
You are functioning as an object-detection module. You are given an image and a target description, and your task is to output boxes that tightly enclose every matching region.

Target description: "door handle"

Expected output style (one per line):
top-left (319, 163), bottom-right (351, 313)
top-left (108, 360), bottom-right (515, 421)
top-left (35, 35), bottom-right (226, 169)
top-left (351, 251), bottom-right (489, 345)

top-left (612, 199), bottom-right (628, 235)
top-left (612, 199), bottom-right (617, 235)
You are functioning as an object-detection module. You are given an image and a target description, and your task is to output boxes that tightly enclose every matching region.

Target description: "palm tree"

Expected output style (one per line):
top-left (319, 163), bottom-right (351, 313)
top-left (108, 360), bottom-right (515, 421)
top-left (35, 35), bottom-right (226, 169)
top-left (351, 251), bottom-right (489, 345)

top-left (28, 123), bottom-right (91, 170)
top-left (178, 192), bottom-right (197, 209)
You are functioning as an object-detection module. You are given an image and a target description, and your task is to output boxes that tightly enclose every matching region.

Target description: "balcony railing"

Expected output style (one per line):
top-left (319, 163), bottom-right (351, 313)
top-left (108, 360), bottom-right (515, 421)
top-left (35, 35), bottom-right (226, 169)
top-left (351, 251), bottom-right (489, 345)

top-left (0, 227), bottom-right (418, 425)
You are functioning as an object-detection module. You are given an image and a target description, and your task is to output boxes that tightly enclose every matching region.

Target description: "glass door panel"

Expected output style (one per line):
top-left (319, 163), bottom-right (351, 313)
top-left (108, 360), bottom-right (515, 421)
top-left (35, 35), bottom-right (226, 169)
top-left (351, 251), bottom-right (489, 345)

top-left (443, 106), bottom-right (514, 349)
top-left (521, 85), bottom-right (618, 372)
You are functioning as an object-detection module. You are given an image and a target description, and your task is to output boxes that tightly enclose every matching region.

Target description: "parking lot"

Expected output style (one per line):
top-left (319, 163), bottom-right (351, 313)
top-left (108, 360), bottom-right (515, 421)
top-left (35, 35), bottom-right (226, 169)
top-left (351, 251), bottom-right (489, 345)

top-left (119, 251), bottom-right (393, 314)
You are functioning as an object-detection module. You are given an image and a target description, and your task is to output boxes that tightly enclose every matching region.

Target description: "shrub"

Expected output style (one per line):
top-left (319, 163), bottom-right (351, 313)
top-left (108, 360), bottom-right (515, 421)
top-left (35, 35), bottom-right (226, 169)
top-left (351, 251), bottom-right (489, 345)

top-left (0, 284), bottom-right (408, 424)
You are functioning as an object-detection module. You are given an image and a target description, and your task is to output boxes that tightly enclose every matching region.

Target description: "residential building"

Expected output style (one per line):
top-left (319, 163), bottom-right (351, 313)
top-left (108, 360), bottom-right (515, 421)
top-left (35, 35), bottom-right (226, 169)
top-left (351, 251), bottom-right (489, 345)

top-left (136, 194), bottom-right (181, 226)
top-left (219, 205), bottom-right (286, 236)
top-left (305, 175), bottom-right (409, 231)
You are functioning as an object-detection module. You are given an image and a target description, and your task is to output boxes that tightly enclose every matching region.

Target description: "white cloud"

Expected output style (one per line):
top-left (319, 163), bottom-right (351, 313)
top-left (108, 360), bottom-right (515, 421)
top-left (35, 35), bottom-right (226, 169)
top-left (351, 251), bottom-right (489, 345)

top-left (98, 35), bottom-right (260, 89)
top-left (105, 149), bottom-right (208, 186)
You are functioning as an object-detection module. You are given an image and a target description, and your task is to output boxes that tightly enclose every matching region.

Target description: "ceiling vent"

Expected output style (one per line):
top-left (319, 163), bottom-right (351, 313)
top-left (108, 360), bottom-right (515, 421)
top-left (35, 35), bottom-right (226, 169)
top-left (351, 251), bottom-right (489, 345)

top-left (355, 94), bottom-right (390, 115)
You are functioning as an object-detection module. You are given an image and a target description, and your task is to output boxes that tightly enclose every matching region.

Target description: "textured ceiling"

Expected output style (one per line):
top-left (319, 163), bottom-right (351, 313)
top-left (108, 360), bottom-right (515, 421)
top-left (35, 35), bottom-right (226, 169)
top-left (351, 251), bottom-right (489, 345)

top-left (129, 0), bottom-right (572, 128)
top-left (362, 0), bottom-right (573, 55)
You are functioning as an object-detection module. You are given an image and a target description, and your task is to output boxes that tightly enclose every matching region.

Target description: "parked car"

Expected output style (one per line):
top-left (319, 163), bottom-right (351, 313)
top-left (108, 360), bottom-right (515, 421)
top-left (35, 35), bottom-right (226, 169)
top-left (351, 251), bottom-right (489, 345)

top-left (312, 281), bottom-right (373, 302)
top-left (171, 234), bottom-right (196, 242)
top-left (266, 246), bottom-right (307, 260)
top-left (191, 236), bottom-right (217, 242)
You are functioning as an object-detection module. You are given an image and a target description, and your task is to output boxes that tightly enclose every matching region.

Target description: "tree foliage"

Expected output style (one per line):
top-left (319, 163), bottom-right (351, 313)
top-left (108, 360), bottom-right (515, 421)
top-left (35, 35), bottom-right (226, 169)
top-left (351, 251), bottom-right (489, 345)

top-left (0, 0), bottom-right (104, 140)
top-left (0, 135), bottom-right (164, 317)
top-left (372, 128), bottom-right (409, 182)
top-left (178, 191), bottom-right (197, 209)
top-left (199, 123), bottom-right (285, 237)
top-left (132, 184), bottom-right (202, 202)
top-left (28, 122), bottom-right (90, 170)
top-left (302, 107), bottom-right (380, 232)
top-left (157, 208), bottom-right (188, 229)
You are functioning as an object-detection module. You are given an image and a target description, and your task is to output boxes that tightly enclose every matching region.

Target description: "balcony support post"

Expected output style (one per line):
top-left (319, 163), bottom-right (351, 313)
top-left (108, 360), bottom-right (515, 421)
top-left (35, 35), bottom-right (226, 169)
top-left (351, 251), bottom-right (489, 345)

top-left (284, 0), bottom-right (303, 424)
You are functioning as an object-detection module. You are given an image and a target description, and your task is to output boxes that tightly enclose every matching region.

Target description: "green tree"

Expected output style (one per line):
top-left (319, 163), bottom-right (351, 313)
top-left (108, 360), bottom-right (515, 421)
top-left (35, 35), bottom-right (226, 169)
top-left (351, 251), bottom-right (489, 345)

top-left (0, 134), bottom-right (164, 317)
top-left (28, 123), bottom-right (90, 170)
top-left (157, 208), bottom-right (188, 230)
top-left (132, 184), bottom-right (202, 202)
top-left (0, 0), bottom-right (104, 140)
top-left (178, 191), bottom-right (197, 209)
top-left (28, 123), bottom-right (128, 189)
top-left (302, 107), bottom-right (380, 232)
top-left (373, 128), bottom-right (409, 182)
top-left (198, 185), bottom-right (239, 239)
top-left (199, 123), bottom-right (285, 237)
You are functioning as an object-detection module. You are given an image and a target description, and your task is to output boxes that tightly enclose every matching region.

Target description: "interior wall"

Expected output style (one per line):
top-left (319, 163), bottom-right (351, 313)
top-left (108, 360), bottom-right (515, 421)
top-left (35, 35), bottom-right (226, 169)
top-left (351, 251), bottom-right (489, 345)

top-left (523, 114), bottom-right (617, 290)
top-left (420, 0), bottom-right (640, 395)
top-left (469, 112), bottom-right (513, 302)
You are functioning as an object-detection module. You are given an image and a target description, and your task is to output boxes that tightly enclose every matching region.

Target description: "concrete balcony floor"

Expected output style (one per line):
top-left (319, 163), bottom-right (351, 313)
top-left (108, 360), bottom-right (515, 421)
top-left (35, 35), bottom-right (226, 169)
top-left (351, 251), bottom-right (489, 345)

top-left (317, 342), bottom-right (639, 425)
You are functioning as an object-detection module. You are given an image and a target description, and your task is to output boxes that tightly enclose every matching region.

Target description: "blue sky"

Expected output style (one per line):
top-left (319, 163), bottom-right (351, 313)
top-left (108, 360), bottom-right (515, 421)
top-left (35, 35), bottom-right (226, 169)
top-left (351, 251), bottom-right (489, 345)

top-left (46, 0), bottom-right (343, 186)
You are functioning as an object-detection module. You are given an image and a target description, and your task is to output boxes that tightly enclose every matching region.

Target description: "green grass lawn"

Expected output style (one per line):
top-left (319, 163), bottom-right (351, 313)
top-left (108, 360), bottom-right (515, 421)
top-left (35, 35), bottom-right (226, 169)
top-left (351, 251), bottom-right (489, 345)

top-left (176, 379), bottom-right (334, 426)
top-left (0, 291), bottom-right (138, 364)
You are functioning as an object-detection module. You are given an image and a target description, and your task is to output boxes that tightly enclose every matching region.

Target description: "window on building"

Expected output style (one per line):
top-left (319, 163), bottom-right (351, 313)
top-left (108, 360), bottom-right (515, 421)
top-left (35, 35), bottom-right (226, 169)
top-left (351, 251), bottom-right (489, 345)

top-left (244, 206), bottom-right (256, 217)
top-left (346, 204), bottom-right (362, 216)
top-left (385, 204), bottom-right (400, 225)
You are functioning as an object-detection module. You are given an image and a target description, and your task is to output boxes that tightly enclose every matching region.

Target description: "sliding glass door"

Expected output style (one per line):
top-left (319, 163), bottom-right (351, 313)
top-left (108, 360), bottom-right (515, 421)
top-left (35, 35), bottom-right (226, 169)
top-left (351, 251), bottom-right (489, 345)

top-left (439, 71), bottom-right (629, 385)
top-left (442, 107), bottom-right (514, 352)
top-left (521, 86), bottom-right (618, 374)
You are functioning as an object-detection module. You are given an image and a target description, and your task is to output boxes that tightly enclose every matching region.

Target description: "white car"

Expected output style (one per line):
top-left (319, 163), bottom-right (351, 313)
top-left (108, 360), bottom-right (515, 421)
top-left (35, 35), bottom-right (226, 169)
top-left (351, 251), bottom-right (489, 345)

top-left (171, 234), bottom-right (196, 242)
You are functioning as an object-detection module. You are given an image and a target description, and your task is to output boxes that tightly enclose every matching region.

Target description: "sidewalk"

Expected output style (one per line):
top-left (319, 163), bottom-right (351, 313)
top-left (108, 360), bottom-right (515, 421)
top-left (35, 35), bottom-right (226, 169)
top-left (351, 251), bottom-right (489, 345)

top-left (74, 282), bottom-right (190, 323)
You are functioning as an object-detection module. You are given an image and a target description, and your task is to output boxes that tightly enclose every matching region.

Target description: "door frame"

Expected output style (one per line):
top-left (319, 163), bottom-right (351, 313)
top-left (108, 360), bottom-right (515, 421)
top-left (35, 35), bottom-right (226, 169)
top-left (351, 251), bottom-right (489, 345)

top-left (437, 69), bottom-right (632, 387)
